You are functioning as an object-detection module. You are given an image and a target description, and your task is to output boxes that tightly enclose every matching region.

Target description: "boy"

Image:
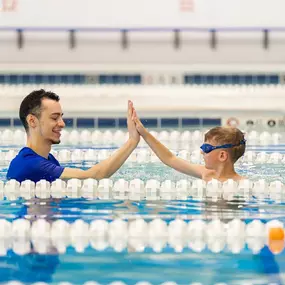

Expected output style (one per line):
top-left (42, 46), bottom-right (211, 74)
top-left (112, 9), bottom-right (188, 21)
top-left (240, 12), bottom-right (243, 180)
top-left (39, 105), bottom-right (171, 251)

top-left (131, 103), bottom-right (245, 182)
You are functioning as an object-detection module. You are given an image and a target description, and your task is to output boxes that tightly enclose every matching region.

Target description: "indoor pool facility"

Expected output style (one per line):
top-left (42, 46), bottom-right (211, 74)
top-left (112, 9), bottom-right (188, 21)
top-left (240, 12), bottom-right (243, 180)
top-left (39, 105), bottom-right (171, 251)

top-left (2, 0), bottom-right (285, 284)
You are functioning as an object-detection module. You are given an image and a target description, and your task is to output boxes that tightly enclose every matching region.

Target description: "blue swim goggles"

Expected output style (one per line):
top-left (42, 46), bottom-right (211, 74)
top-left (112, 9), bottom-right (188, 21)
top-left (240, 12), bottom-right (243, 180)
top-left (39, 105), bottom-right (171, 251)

top-left (200, 139), bottom-right (246, 154)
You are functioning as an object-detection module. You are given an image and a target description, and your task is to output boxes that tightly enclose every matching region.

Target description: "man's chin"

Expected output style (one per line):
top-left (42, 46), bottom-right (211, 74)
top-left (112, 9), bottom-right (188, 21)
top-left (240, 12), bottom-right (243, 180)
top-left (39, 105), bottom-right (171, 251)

top-left (51, 139), bottom-right (61, 145)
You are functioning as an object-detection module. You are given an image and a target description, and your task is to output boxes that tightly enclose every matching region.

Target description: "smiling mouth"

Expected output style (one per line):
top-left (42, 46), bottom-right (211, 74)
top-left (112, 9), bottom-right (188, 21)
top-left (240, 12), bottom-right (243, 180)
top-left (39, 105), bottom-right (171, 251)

top-left (53, 131), bottom-right (61, 136)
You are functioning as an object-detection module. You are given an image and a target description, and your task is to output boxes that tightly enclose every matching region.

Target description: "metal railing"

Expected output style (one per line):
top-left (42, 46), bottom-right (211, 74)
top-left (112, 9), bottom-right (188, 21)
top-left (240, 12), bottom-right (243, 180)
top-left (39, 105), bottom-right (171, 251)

top-left (0, 26), bottom-right (283, 49)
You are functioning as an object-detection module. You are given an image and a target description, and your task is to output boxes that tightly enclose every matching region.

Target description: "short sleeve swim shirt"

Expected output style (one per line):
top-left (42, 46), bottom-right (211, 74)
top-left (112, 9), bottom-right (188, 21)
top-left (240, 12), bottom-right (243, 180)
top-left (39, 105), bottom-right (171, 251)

top-left (6, 147), bottom-right (64, 183)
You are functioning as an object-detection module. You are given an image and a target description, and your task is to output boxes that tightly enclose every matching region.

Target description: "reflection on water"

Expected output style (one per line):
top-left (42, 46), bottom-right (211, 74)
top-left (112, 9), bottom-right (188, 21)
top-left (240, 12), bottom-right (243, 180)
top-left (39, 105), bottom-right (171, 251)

top-left (1, 197), bottom-right (285, 221)
top-left (0, 242), bottom-right (284, 285)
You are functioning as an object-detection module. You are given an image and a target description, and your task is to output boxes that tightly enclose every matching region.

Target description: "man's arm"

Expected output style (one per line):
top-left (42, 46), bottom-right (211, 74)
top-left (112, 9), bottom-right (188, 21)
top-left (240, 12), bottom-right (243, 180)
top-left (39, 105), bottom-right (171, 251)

top-left (60, 138), bottom-right (138, 179)
top-left (60, 101), bottom-right (140, 180)
top-left (132, 108), bottom-right (206, 179)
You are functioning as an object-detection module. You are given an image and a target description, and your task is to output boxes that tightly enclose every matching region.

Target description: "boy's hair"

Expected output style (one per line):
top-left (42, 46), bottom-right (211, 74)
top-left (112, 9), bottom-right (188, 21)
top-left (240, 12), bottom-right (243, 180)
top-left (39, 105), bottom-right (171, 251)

top-left (19, 89), bottom-right (60, 132)
top-left (204, 126), bottom-right (245, 162)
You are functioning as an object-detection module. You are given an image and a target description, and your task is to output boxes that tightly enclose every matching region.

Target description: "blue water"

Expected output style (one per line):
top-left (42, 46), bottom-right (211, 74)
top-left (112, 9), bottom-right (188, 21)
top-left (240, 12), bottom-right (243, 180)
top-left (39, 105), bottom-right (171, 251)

top-left (0, 247), bottom-right (284, 285)
top-left (0, 144), bottom-right (285, 284)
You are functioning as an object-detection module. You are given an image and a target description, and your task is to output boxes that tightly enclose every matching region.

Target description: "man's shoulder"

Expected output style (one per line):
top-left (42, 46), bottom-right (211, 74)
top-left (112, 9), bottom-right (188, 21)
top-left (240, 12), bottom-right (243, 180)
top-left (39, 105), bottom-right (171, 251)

top-left (13, 148), bottom-right (60, 166)
top-left (17, 147), bottom-right (39, 158)
top-left (7, 148), bottom-right (39, 180)
top-left (10, 148), bottom-right (46, 169)
top-left (15, 147), bottom-right (42, 161)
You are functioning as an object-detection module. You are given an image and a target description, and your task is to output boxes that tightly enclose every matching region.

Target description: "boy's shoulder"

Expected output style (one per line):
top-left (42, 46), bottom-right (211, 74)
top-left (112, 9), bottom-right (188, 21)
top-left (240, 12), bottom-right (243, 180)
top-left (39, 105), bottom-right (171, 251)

top-left (202, 170), bottom-right (245, 182)
top-left (201, 169), bottom-right (216, 182)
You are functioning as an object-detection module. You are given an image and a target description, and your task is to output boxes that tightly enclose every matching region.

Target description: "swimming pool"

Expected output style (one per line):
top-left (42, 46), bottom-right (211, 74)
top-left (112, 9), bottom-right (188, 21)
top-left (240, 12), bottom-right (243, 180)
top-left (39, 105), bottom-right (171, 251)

top-left (0, 128), bottom-right (285, 285)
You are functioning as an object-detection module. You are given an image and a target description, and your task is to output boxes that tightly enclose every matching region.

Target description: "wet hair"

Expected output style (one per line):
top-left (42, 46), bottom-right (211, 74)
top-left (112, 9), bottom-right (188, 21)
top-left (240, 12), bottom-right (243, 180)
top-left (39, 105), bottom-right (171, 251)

top-left (19, 89), bottom-right (60, 132)
top-left (204, 126), bottom-right (245, 162)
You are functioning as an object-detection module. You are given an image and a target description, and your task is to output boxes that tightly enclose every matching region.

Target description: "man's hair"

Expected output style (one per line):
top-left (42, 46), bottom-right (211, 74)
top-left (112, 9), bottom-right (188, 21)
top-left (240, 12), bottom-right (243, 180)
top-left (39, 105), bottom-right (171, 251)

top-left (204, 126), bottom-right (245, 163)
top-left (19, 89), bottom-right (60, 131)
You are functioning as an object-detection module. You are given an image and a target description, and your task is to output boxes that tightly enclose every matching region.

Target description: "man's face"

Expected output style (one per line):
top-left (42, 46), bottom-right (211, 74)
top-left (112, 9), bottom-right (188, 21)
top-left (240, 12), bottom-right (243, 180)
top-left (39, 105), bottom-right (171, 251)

top-left (36, 98), bottom-right (65, 144)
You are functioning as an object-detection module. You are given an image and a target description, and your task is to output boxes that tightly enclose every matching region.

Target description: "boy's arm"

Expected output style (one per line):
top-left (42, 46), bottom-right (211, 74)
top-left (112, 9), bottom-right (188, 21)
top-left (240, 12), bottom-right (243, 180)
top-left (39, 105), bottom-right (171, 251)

top-left (132, 109), bottom-right (206, 179)
top-left (60, 101), bottom-right (140, 180)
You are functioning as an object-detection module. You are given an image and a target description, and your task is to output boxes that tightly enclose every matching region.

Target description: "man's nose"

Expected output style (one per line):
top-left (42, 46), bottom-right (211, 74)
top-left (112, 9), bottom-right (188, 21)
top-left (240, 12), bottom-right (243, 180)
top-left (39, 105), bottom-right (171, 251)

top-left (58, 117), bottom-right (65, 128)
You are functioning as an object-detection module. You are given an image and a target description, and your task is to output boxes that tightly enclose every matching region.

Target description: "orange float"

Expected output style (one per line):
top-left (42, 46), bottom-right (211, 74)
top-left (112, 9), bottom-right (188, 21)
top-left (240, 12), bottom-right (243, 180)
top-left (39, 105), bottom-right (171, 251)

top-left (268, 227), bottom-right (285, 254)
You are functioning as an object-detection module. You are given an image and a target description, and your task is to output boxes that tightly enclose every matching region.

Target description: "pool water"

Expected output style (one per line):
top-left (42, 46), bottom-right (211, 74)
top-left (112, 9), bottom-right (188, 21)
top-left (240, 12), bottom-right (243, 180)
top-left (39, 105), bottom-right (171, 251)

top-left (0, 246), bottom-right (285, 285)
top-left (0, 140), bottom-right (285, 285)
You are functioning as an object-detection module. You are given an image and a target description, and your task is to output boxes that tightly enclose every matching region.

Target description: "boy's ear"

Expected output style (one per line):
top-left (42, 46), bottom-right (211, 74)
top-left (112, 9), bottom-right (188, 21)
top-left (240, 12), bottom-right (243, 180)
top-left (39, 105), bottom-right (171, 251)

top-left (219, 150), bottom-right (228, 162)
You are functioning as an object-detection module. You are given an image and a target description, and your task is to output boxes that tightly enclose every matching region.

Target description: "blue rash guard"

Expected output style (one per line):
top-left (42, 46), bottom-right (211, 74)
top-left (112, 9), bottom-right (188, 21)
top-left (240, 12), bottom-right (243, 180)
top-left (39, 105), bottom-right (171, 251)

top-left (6, 147), bottom-right (64, 183)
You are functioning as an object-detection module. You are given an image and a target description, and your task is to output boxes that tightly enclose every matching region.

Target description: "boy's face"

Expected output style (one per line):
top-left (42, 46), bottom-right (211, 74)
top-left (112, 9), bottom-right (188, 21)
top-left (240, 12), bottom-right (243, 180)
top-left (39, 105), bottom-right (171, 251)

top-left (201, 139), bottom-right (229, 169)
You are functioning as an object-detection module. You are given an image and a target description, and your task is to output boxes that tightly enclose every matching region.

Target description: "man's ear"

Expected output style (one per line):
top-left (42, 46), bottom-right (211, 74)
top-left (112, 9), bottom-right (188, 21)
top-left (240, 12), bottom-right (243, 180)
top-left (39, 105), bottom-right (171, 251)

top-left (26, 114), bottom-right (37, 129)
top-left (219, 150), bottom-right (228, 162)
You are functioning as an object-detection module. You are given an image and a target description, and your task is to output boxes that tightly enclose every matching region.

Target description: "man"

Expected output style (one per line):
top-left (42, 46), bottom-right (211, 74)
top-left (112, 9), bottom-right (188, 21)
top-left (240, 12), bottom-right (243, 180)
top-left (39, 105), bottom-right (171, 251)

top-left (7, 89), bottom-right (140, 183)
